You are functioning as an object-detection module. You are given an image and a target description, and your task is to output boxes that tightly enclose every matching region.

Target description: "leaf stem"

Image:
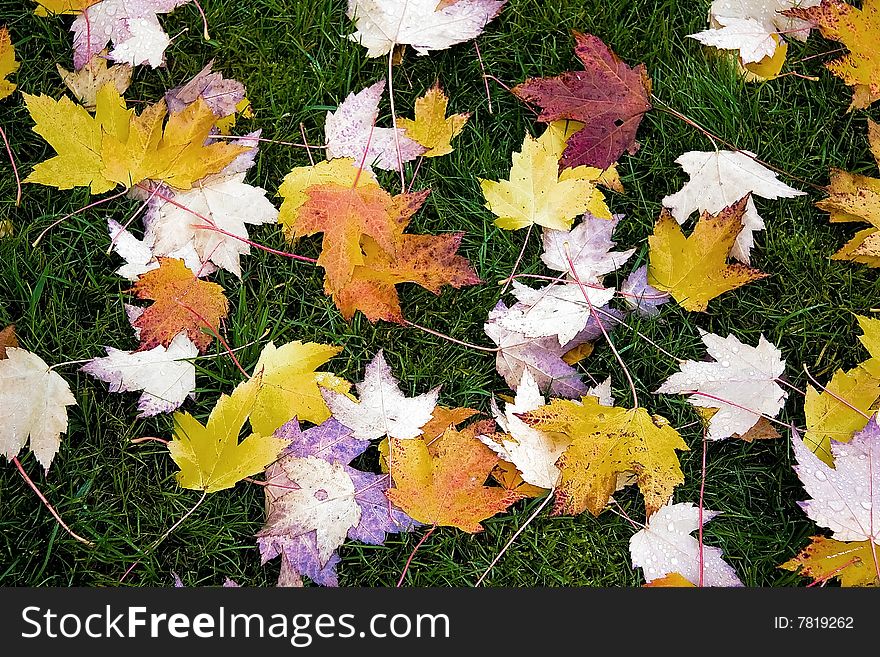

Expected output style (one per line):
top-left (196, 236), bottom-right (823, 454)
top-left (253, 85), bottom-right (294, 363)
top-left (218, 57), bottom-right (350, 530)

top-left (0, 124), bottom-right (21, 207)
top-left (396, 524), bottom-right (437, 587)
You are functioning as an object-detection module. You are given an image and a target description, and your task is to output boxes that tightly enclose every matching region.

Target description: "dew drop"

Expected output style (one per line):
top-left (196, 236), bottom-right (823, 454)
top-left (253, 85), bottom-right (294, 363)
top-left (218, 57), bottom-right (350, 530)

top-left (814, 471), bottom-right (827, 482)
top-left (860, 501), bottom-right (872, 511)
top-left (829, 500), bottom-right (846, 512)
top-left (721, 360), bottom-right (730, 368)
top-left (666, 521), bottom-right (676, 533)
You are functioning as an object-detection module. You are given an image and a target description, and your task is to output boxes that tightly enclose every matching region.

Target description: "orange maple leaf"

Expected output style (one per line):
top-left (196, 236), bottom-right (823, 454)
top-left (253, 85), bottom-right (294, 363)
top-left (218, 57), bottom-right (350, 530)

top-left (386, 424), bottom-right (522, 532)
top-left (131, 258), bottom-right (229, 352)
top-left (332, 232), bottom-right (481, 323)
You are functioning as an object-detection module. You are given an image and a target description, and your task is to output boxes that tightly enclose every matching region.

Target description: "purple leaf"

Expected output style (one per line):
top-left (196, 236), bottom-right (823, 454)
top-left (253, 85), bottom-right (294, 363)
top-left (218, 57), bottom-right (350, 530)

top-left (277, 417), bottom-right (370, 465)
top-left (347, 468), bottom-right (419, 545)
top-left (257, 533), bottom-right (340, 587)
top-left (621, 265), bottom-right (670, 317)
top-left (165, 61), bottom-right (246, 117)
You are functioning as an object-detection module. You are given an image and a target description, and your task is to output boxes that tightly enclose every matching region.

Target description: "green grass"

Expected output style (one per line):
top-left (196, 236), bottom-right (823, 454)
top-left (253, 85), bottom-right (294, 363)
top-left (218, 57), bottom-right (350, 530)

top-left (1, 0), bottom-right (878, 587)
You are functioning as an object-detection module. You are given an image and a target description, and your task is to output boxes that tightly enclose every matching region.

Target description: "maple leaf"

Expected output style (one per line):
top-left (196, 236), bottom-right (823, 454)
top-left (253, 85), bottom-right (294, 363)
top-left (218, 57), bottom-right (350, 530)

top-left (792, 418), bottom-right (880, 545)
top-left (481, 371), bottom-right (571, 489)
top-left (856, 313), bottom-right (880, 377)
top-left (81, 332), bottom-right (198, 417)
top-left (386, 425), bottom-right (522, 532)
top-left (71, 0), bottom-right (192, 69)
top-left (24, 84), bottom-right (247, 194)
top-left (512, 32), bottom-right (652, 170)
top-left (165, 60), bottom-right (246, 118)
top-left (0, 347), bottom-right (77, 471)
top-left (689, 1), bottom-right (820, 64)
top-left (324, 80), bottom-right (424, 172)
top-left (332, 232), bottom-right (481, 323)
top-left (785, 0), bottom-right (880, 110)
top-left (247, 340), bottom-right (351, 437)
top-left (0, 325), bottom-right (18, 359)
top-left (167, 376), bottom-right (288, 493)
top-left (33, 0), bottom-right (99, 15)
top-left (620, 265), bottom-right (670, 317)
top-left (0, 26), bottom-right (18, 101)
top-left (780, 536), bottom-right (880, 587)
top-left (130, 257), bottom-right (229, 352)
top-left (346, 0), bottom-right (507, 58)
top-left (496, 281), bottom-right (616, 347)
top-left (647, 197), bottom-right (767, 312)
top-left (643, 573), bottom-right (696, 587)
top-left (656, 331), bottom-right (788, 441)
top-left (399, 84), bottom-right (469, 157)
top-left (148, 171), bottom-right (278, 278)
top-left (521, 398), bottom-right (688, 516)
top-left (662, 150), bottom-right (805, 263)
top-left (803, 364), bottom-right (880, 466)
top-left (57, 50), bottom-right (132, 110)
top-left (813, 121), bottom-right (880, 265)
top-left (108, 218), bottom-right (210, 280)
top-left (480, 130), bottom-right (611, 231)
top-left (629, 502), bottom-right (744, 586)
top-left (541, 213), bottom-right (635, 283)
top-left (321, 350), bottom-right (439, 441)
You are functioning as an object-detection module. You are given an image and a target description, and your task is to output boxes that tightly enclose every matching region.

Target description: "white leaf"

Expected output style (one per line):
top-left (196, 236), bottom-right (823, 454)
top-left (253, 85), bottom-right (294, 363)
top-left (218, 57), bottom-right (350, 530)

top-left (792, 420), bottom-right (880, 544)
top-left (324, 80), bottom-right (425, 172)
top-left (346, 0), bottom-right (507, 58)
top-left (483, 371), bottom-right (569, 489)
top-left (321, 351), bottom-right (439, 441)
top-left (656, 331), bottom-right (787, 441)
top-left (541, 213), bottom-right (635, 283)
top-left (259, 456), bottom-right (362, 564)
top-left (689, 18), bottom-right (778, 64)
top-left (629, 502), bottom-right (744, 586)
top-left (710, 0), bottom-right (820, 42)
top-left (148, 171), bottom-right (278, 278)
top-left (662, 150), bottom-right (805, 263)
top-left (0, 348), bottom-right (76, 471)
top-left (107, 219), bottom-right (213, 281)
top-left (588, 376), bottom-right (615, 408)
top-left (498, 281), bottom-right (616, 346)
top-left (81, 332), bottom-right (198, 417)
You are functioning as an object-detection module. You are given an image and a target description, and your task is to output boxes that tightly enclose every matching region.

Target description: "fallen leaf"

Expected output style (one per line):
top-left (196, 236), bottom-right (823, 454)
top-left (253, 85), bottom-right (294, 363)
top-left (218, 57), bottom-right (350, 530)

top-left (522, 398), bottom-right (688, 516)
top-left (386, 425), bottom-right (522, 532)
top-left (541, 213), bottom-right (635, 283)
top-left (324, 80), bottom-right (425, 172)
top-left (620, 265), bottom-right (670, 316)
top-left (662, 150), bottom-right (804, 263)
top-left (785, 0), bottom-right (880, 110)
top-left (57, 50), bottom-right (132, 110)
top-left (0, 325), bottom-right (17, 359)
top-left (165, 60), bottom-right (246, 118)
top-left (629, 502), bottom-right (744, 586)
top-left (479, 130), bottom-right (611, 231)
top-left (780, 536), bottom-right (880, 587)
top-left (322, 350), bottom-right (439, 441)
top-left (107, 218), bottom-right (211, 280)
top-left (656, 331), bottom-right (787, 441)
top-left (0, 26), bottom-right (19, 100)
top-left (33, 0), bottom-right (98, 15)
top-left (647, 197), bottom-right (767, 312)
top-left (131, 257), bottom-right (229, 352)
top-left (81, 331), bottom-right (198, 417)
top-left (346, 0), bottom-right (507, 58)
top-left (0, 347), bottom-right (77, 471)
top-left (643, 572), bottom-right (696, 587)
top-left (167, 375), bottom-right (287, 493)
top-left (512, 32), bottom-right (652, 170)
top-left (399, 83), bottom-right (469, 157)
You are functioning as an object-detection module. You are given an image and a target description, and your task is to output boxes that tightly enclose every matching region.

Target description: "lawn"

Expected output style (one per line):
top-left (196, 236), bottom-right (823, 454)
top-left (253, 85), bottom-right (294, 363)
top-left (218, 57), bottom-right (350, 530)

top-left (0, 0), bottom-right (877, 587)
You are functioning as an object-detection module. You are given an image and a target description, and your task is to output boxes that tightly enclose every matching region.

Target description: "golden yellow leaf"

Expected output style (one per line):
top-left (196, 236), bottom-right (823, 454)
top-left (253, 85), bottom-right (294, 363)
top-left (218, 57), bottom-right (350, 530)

top-left (491, 460), bottom-right (548, 499)
top-left (741, 35), bottom-right (788, 82)
top-left (522, 397), bottom-right (688, 516)
top-left (780, 536), bottom-right (880, 587)
top-left (804, 364), bottom-right (880, 466)
top-left (647, 198), bottom-right (767, 312)
top-left (167, 376), bottom-right (289, 493)
top-left (33, 0), bottom-right (98, 15)
top-left (0, 27), bottom-right (18, 101)
top-left (399, 84), bottom-right (469, 157)
top-left (215, 97), bottom-right (253, 134)
top-left (479, 130), bottom-right (611, 231)
top-left (247, 340), bottom-right (351, 436)
top-left (277, 158), bottom-right (379, 240)
top-left (57, 51), bottom-right (132, 110)
top-left (857, 314), bottom-right (880, 377)
top-left (562, 341), bottom-right (593, 365)
top-left (643, 572), bottom-right (696, 587)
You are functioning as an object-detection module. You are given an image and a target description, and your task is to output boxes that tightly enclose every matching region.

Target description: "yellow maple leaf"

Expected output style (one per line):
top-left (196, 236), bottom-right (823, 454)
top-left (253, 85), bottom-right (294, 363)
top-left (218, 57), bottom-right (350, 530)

top-left (24, 84), bottom-right (247, 194)
top-left (780, 536), bottom-right (880, 587)
top-left (215, 97), bottom-right (253, 135)
top-left (647, 197), bottom-right (767, 312)
top-left (479, 130), bottom-right (611, 231)
top-left (741, 35), bottom-right (788, 82)
top-left (857, 314), bottom-right (880, 377)
top-left (277, 158), bottom-right (379, 240)
top-left (56, 51), bottom-right (132, 110)
top-left (522, 397), bottom-right (688, 517)
top-left (0, 27), bottom-right (18, 101)
top-left (247, 340), bottom-right (351, 436)
top-left (167, 376), bottom-right (289, 493)
top-left (399, 84), bottom-right (469, 157)
top-left (787, 0), bottom-right (880, 110)
top-left (803, 364), bottom-right (880, 466)
top-left (643, 572), bottom-right (696, 587)
top-left (33, 0), bottom-right (98, 15)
